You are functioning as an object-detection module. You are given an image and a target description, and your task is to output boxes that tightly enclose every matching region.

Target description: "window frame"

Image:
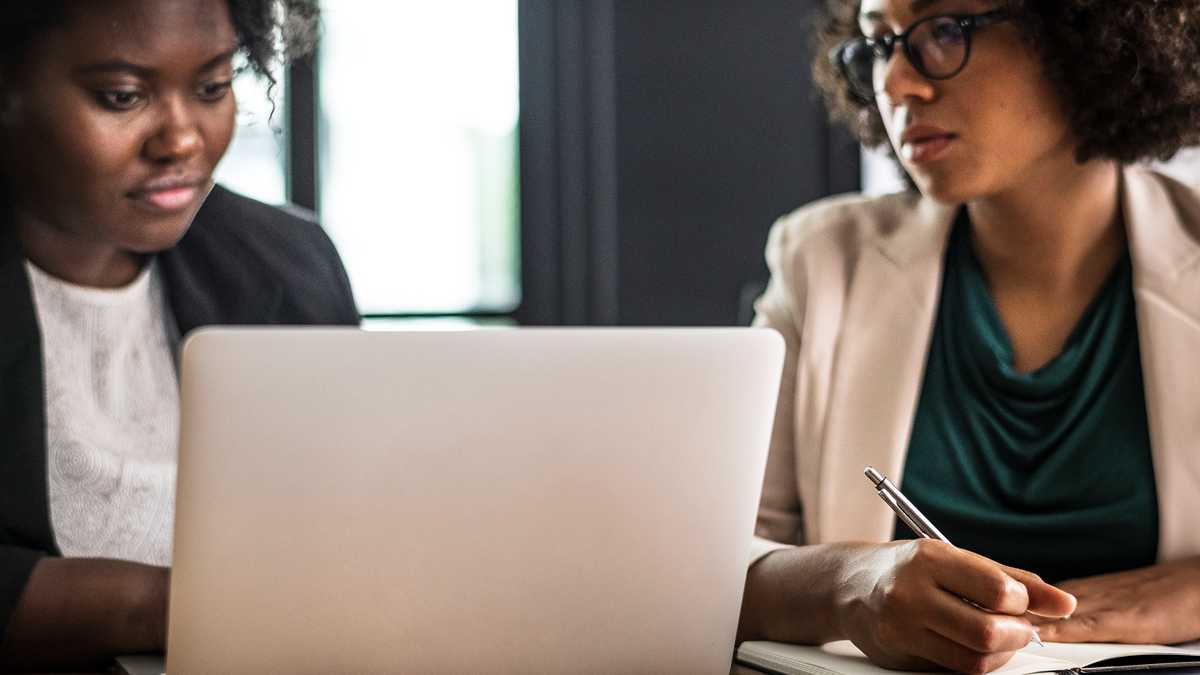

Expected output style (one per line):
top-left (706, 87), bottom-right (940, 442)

top-left (285, 37), bottom-right (527, 322)
top-left (279, 1), bottom-right (863, 326)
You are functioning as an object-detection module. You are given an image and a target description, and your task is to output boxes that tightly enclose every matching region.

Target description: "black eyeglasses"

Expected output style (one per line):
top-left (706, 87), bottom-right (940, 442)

top-left (830, 10), bottom-right (1011, 101)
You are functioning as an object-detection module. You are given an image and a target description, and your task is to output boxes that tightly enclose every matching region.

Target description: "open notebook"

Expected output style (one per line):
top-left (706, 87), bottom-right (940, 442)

top-left (737, 640), bottom-right (1200, 675)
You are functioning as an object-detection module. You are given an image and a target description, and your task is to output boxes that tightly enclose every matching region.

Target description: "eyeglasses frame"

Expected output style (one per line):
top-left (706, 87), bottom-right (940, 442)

top-left (830, 10), bottom-right (1012, 102)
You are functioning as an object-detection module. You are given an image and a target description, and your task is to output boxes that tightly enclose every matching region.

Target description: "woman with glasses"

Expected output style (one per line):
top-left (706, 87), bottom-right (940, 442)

top-left (0, 1), bottom-right (357, 671)
top-left (738, 0), bottom-right (1200, 672)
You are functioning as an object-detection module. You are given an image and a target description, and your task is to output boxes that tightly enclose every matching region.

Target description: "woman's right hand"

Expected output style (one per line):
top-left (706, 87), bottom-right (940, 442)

top-left (739, 540), bottom-right (1077, 674)
top-left (833, 539), bottom-right (1076, 674)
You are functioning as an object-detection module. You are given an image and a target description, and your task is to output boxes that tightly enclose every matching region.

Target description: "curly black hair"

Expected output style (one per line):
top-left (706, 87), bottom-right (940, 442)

top-left (814, 0), bottom-right (1200, 164)
top-left (0, 0), bottom-right (320, 93)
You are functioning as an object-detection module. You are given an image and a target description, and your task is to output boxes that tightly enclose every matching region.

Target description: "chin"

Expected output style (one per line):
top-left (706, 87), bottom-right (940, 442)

top-left (910, 171), bottom-right (983, 205)
top-left (121, 212), bottom-right (199, 254)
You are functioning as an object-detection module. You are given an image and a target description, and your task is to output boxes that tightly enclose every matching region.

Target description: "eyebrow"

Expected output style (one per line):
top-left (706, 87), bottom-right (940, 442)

top-left (861, 0), bottom-right (948, 21)
top-left (74, 47), bottom-right (238, 77)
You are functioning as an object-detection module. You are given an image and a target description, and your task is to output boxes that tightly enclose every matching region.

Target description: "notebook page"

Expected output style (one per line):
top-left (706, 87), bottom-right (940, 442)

top-left (1021, 641), bottom-right (1200, 669)
top-left (738, 640), bottom-right (1200, 675)
top-left (738, 640), bottom-right (935, 675)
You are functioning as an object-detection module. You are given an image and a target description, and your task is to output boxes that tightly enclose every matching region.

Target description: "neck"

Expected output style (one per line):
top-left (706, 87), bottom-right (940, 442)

top-left (15, 210), bottom-right (144, 288)
top-left (966, 156), bottom-right (1123, 295)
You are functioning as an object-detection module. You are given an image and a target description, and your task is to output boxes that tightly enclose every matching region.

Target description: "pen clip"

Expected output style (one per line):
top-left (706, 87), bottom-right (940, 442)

top-left (877, 489), bottom-right (928, 539)
top-left (864, 466), bottom-right (949, 542)
top-left (879, 477), bottom-right (948, 541)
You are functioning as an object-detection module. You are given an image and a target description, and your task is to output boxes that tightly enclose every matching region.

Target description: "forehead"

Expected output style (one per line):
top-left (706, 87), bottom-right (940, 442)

top-left (858, 0), bottom-right (992, 24)
top-left (52, 0), bottom-right (236, 64)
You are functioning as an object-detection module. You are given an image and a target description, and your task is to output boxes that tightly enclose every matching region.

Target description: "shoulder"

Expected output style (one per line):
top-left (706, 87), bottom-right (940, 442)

top-left (763, 190), bottom-right (929, 273)
top-left (1126, 166), bottom-right (1200, 227)
top-left (189, 185), bottom-right (336, 260)
top-left (1128, 163), bottom-right (1200, 192)
top-left (181, 184), bottom-right (350, 287)
top-left (167, 185), bottom-right (359, 326)
top-left (1122, 166), bottom-right (1200, 282)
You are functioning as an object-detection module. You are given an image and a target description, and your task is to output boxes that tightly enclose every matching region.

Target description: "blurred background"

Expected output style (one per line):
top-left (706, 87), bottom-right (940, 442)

top-left (214, 1), bottom-right (1200, 329)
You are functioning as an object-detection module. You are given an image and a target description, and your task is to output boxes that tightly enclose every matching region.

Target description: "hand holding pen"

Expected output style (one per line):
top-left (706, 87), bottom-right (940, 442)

top-left (864, 466), bottom-right (1075, 649)
top-left (737, 467), bottom-right (1077, 673)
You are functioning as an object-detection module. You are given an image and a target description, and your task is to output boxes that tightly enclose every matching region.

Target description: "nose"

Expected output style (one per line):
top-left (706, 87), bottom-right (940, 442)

top-left (877, 47), bottom-right (937, 107)
top-left (143, 96), bottom-right (204, 165)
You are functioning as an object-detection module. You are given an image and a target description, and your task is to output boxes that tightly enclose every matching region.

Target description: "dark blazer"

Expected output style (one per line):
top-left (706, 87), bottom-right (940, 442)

top-left (0, 185), bottom-right (360, 640)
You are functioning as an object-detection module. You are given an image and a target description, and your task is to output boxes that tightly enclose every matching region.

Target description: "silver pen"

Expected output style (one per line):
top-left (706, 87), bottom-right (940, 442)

top-left (863, 466), bottom-right (1046, 648)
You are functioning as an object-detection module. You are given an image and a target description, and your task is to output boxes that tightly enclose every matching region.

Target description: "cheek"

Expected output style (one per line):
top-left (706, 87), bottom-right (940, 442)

top-left (72, 119), bottom-right (145, 186)
top-left (202, 102), bottom-right (236, 167)
top-left (10, 96), bottom-right (144, 207)
top-left (877, 102), bottom-right (903, 151)
top-left (964, 53), bottom-right (1072, 159)
top-left (974, 88), bottom-right (1070, 169)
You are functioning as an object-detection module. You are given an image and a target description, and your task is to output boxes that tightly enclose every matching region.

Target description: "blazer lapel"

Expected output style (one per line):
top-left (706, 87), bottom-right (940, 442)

top-left (1122, 166), bottom-right (1200, 561)
top-left (0, 225), bottom-right (56, 552)
top-left (158, 188), bottom-right (284, 335)
top-left (0, 227), bottom-right (34, 369)
top-left (816, 197), bottom-right (957, 544)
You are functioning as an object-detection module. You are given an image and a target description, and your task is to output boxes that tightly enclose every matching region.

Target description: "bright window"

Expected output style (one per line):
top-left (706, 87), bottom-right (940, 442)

top-left (317, 2), bottom-right (521, 315)
top-left (215, 70), bottom-right (288, 205)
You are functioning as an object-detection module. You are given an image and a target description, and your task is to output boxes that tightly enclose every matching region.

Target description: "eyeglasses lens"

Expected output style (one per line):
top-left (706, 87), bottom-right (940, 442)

top-left (909, 17), bottom-right (968, 78)
top-left (841, 16), bottom-right (969, 98)
top-left (841, 40), bottom-right (878, 98)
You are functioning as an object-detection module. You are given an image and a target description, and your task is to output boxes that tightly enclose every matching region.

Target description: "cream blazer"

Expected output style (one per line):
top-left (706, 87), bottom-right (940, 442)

top-left (750, 165), bottom-right (1200, 566)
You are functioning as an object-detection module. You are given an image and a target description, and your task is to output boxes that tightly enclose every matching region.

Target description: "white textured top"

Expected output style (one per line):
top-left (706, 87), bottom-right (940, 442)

top-left (26, 259), bottom-right (180, 567)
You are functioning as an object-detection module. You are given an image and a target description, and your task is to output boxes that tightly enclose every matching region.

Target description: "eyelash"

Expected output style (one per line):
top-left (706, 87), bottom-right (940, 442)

top-left (94, 80), bottom-right (234, 111)
top-left (97, 89), bottom-right (143, 111)
top-left (198, 81), bottom-right (233, 102)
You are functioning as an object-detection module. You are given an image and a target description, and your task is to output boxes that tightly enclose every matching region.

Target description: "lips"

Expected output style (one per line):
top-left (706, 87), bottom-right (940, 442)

top-left (900, 125), bottom-right (957, 164)
top-left (128, 176), bottom-right (208, 213)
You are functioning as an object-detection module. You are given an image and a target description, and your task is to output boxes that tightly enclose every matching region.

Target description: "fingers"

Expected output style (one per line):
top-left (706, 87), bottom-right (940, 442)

top-left (1003, 564), bottom-right (1080, 619)
top-left (924, 586), bottom-right (1037, 654)
top-left (909, 627), bottom-right (1019, 675)
top-left (1035, 611), bottom-right (1119, 644)
top-left (852, 542), bottom-right (1036, 674)
top-left (907, 542), bottom-right (1075, 620)
top-left (1028, 613), bottom-right (1056, 627)
top-left (867, 622), bottom-right (1018, 674)
top-left (914, 542), bottom-right (1031, 616)
top-left (1001, 565), bottom-right (1077, 620)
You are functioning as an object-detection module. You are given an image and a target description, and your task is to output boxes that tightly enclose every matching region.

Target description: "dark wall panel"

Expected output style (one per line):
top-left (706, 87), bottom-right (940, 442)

top-left (613, 1), bottom-right (857, 325)
top-left (517, 0), bottom-right (859, 327)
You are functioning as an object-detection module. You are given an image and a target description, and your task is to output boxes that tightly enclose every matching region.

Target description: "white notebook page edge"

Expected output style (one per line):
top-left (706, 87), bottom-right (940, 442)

top-left (738, 640), bottom-right (1200, 675)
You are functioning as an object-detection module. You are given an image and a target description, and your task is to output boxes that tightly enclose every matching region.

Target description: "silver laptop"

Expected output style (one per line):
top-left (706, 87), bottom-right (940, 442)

top-left (129, 327), bottom-right (782, 675)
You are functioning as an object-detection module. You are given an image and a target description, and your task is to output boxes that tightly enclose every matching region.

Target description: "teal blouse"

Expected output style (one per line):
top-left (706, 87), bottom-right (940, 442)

top-left (896, 213), bottom-right (1159, 583)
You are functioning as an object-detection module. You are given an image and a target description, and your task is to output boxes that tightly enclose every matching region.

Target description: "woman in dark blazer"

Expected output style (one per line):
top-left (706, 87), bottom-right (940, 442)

top-left (0, 1), bottom-right (357, 670)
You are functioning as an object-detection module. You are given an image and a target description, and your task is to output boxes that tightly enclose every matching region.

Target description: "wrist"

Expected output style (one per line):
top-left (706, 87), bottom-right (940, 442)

top-left (827, 542), bottom-right (899, 644)
top-left (830, 575), bottom-right (867, 646)
top-left (741, 544), bottom-right (866, 645)
top-left (125, 564), bottom-right (170, 650)
top-left (739, 550), bottom-right (787, 643)
top-left (154, 567), bottom-right (170, 647)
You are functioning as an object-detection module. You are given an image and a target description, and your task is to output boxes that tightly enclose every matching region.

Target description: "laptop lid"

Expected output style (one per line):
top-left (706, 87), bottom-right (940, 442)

top-left (167, 328), bottom-right (783, 674)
